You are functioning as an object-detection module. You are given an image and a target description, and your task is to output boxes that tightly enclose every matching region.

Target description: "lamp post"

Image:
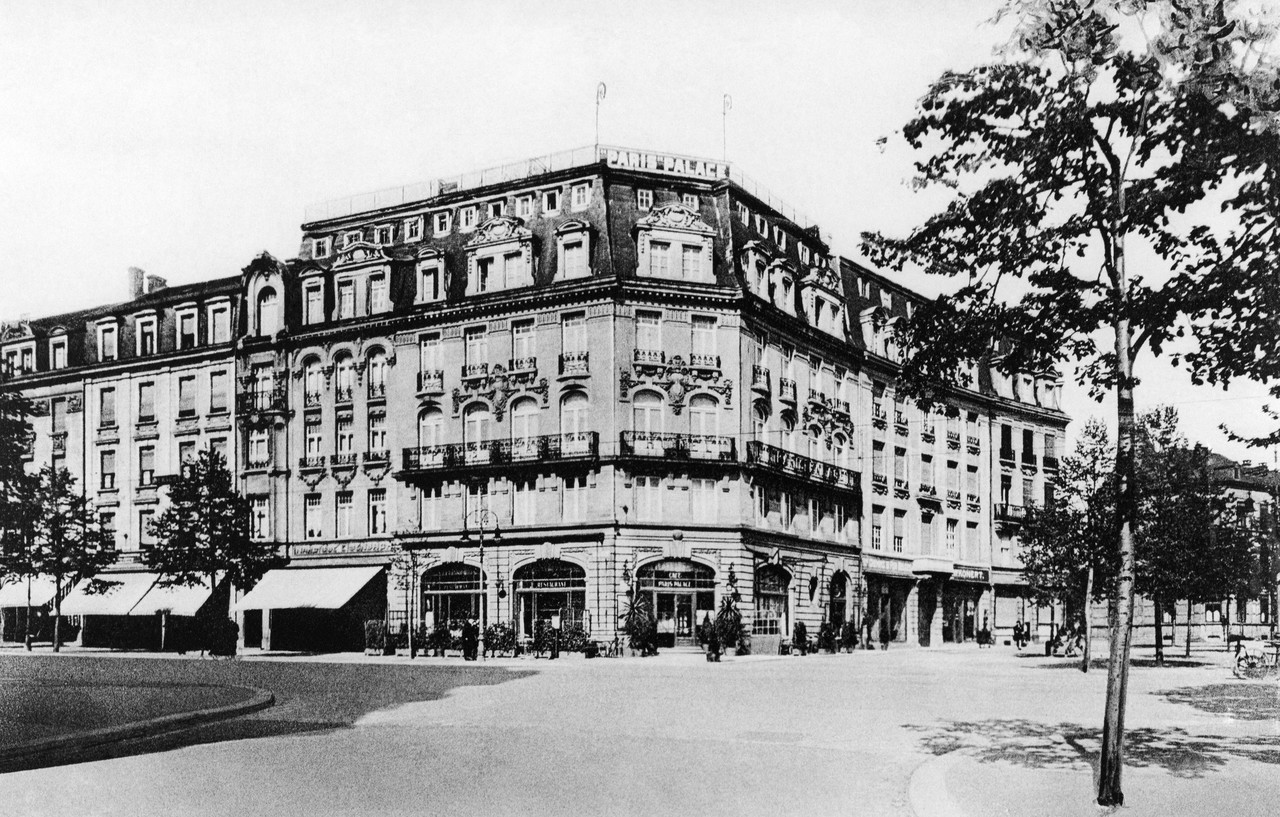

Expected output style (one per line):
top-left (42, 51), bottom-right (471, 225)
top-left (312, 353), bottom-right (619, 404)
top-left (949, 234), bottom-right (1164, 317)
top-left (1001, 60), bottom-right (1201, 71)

top-left (460, 507), bottom-right (500, 660)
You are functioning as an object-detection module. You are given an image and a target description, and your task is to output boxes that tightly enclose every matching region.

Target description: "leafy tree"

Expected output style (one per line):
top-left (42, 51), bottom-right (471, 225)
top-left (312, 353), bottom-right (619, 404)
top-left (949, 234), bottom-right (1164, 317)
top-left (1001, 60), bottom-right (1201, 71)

top-left (862, 1), bottom-right (1280, 804)
top-left (9, 467), bottom-right (116, 651)
top-left (0, 382), bottom-right (36, 644)
top-left (144, 449), bottom-right (282, 612)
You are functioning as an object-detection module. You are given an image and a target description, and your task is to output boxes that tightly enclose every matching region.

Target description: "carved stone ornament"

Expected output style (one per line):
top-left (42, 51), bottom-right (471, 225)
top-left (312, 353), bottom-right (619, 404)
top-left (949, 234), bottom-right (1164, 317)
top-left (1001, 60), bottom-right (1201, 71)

top-left (635, 204), bottom-right (713, 235)
top-left (0, 320), bottom-right (33, 342)
top-left (67, 395), bottom-right (83, 414)
top-left (332, 240), bottom-right (391, 269)
top-left (621, 354), bottom-right (732, 415)
top-left (466, 216), bottom-right (532, 248)
top-left (363, 460), bottom-right (391, 485)
top-left (332, 463), bottom-right (357, 488)
top-left (299, 469), bottom-right (327, 490)
top-left (453, 367), bottom-right (546, 418)
top-left (29, 400), bottom-right (50, 417)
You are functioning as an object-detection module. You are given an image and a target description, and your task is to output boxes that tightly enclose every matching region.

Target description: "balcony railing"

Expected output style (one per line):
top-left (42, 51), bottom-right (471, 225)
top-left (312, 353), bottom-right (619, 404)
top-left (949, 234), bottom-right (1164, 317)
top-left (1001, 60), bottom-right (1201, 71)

top-left (299, 455), bottom-right (326, 469)
top-left (634, 349), bottom-right (664, 365)
top-left (237, 385), bottom-right (288, 414)
top-left (417, 370), bottom-right (445, 394)
top-left (1043, 455), bottom-right (1060, 471)
top-left (751, 366), bottom-right (771, 395)
top-left (689, 353), bottom-right (720, 370)
top-left (834, 399), bottom-right (851, 416)
top-left (871, 472), bottom-right (888, 486)
top-left (509, 356), bottom-right (537, 374)
top-left (620, 431), bottom-right (737, 462)
top-left (779, 378), bottom-right (797, 403)
top-left (995, 503), bottom-right (1026, 523)
top-left (745, 441), bottom-right (859, 490)
top-left (918, 482), bottom-right (937, 497)
top-left (947, 430), bottom-right (961, 449)
top-left (334, 385), bottom-right (354, 404)
top-left (401, 432), bottom-right (599, 473)
top-left (461, 363), bottom-right (489, 382)
top-left (921, 425), bottom-right (936, 444)
top-left (304, 390), bottom-right (323, 407)
top-left (363, 449), bottom-right (390, 464)
top-left (331, 451), bottom-right (358, 466)
top-left (559, 351), bottom-right (589, 376)
top-left (367, 380), bottom-right (387, 399)
top-left (1021, 452), bottom-right (1038, 469)
top-left (872, 403), bottom-right (887, 428)
top-left (999, 446), bottom-right (1016, 464)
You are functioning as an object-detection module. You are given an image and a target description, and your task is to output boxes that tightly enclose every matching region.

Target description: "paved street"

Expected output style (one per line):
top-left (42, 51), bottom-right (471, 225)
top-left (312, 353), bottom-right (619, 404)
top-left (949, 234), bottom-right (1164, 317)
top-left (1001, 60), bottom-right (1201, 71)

top-left (1, 646), bottom-right (1278, 816)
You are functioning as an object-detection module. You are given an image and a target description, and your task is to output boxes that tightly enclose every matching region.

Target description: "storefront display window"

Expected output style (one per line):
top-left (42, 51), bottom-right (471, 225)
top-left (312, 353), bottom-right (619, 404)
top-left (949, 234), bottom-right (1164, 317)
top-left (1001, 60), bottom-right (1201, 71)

top-left (754, 565), bottom-right (790, 636)
top-left (514, 560), bottom-right (586, 639)
top-left (422, 563), bottom-right (486, 628)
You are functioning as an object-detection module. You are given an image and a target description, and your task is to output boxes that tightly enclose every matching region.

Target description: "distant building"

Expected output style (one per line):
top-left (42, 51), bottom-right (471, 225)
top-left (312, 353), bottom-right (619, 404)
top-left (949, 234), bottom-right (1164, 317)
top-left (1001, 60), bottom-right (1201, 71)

top-left (1, 145), bottom-right (1069, 653)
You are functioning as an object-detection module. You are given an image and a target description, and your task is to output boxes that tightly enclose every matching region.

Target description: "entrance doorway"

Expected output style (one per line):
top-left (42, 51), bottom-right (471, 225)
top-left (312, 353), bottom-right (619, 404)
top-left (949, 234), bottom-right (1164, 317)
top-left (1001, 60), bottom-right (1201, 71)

top-left (421, 563), bottom-right (486, 629)
top-left (513, 560), bottom-right (587, 640)
top-left (637, 560), bottom-right (716, 648)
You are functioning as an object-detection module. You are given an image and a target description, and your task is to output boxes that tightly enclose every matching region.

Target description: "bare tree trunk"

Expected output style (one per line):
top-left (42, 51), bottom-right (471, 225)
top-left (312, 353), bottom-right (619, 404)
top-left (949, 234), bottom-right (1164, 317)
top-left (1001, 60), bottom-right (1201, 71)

top-left (52, 575), bottom-right (62, 652)
top-left (1098, 240), bottom-right (1138, 807)
top-left (1082, 566), bottom-right (1093, 673)
top-left (24, 573), bottom-right (31, 650)
top-left (1153, 598), bottom-right (1164, 666)
top-left (1185, 599), bottom-right (1192, 659)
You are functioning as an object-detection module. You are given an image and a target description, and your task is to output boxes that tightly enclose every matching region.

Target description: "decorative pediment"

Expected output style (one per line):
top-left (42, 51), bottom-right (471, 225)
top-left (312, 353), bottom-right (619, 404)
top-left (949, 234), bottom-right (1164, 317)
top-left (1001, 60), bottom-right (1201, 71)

top-left (0, 320), bottom-right (33, 342)
top-left (416, 246), bottom-right (445, 260)
top-left (555, 219), bottom-right (591, 236)
top-left (466, 217), bottom-right (532, 249)
top-left (295, 259), bottom-right (328, 279)
top-left (802, 266), bottom-right (843, 296)
top-left (333, 241), bottom-right (391, 269)
top-left (636, 204), bottom-right (713, 235)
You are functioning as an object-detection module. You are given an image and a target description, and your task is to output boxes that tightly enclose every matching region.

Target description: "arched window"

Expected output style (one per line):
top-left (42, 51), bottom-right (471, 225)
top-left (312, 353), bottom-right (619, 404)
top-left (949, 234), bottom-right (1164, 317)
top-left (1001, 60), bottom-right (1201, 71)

top-left (413, 407), bottom-right (445, 468)
top-left (832, 433), bottom-right (848, 468)
top-left (511, 397), bottom-right (539, 458)
top-left (421, 563), bottom-right (486, 629)
top-left (560, 391), bottom-right (589, 454)
top-left (807, 425), bottom-right (824, 462)
top-left (828, 572), bottom-right (849, 628)
top-left (688, 394), bottom-right (723, 459)
top-left (631, 390), bottom-right (663, 455)
top-left (367, 350), bottom-right (387, 398)
top-left (780, 411), bottom-right (797, 450)
top-left (334, 354), bottom-right (354, 402)
top-left (256, 287), bottom-right (279, 336)
top-left (303, 358), bottom-right (323, 405)
top-left (513, 560), bottom-right (587, 639)
top-left (751, 403), bottom-right (768, 441)
top-left (463, 403), bottom-right (491, 463)
top-left (754, 565), bottom-right (790, 637)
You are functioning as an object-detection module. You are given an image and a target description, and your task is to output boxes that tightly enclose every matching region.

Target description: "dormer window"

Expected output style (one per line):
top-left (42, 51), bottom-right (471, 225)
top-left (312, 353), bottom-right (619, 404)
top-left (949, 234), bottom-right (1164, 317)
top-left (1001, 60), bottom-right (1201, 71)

top-left (555, 221), bottom-right (591, 281)
top-left (460, 207), bottom-right (478, 231)
top-left (313, 237), bottom-right (332, 258)
top-left (465, 218), bottom-right (535, 297)
top-left (19, 347), bottom-right (33, 373)
top-left (368, 273), bottom-right (388, 313)
top-left (404, 216), bottom-right (423, 242)
top-left (635, 204), bottom-right (715, 284)
top-left (773, 226), bottom-right (787, 250)
top-left (488, 201), bottom-right (505, 219)
top-left (681, 193), bottom-right (698, 210)
top-left (736, 202), bottom-right (749, 225)
top-left (177, 310), bottom-right (197, 350)
top-left (434, 211), bottom-right (452, 235)
top-left (800, 245), bottom-right (811, 265)
top-left (571, 183), bottom-right (591, 211)
top-left (374, 225), bottom-right (393, 246)
top-left (50, 337), bottom-right (67, 370)
top-left (637, 189), bottom-right (653, 211)
top-left (416, 258), bottom-right (444, 303)
top-left (136, 316), bottom-right (157, 356)
top-left (208, 302), bottom-right (230, 343)
top-left (344, 230), bottom-right (362, 247)
top-left (754, 214), bottom-right (767, 234)
top-left (543, 189), bottom-right (560, 214)
top-left (304, 282), bottom-right (324, 324)
top-left (516, 195), bottom-right (533, 218)
top-left (98, 323), bottom-right (118, 361)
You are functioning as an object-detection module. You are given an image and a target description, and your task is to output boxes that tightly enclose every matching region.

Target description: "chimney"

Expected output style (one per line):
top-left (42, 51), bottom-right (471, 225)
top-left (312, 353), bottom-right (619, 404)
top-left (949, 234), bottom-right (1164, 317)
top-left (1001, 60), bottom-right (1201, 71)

top-left (146, 275), bottom-right (168, 294)
top-left (128, 267), bottom-right (146, 300)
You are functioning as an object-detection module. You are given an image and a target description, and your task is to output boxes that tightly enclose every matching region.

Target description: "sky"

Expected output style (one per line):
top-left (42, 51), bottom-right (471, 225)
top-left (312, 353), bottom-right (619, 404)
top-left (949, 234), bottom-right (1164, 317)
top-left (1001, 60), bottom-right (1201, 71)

top-left (1, 0), bottom-right (1275, 464)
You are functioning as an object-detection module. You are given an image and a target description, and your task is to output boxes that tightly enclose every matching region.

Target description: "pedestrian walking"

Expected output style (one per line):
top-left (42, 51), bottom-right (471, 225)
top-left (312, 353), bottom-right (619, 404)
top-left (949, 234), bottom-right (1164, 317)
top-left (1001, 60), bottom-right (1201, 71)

top-left (462, 618), bottom-right (479, 661)
top-left (1013, 620), bottom-right (1023, 650)
top-left (879, 613), bottom-right (891, 650)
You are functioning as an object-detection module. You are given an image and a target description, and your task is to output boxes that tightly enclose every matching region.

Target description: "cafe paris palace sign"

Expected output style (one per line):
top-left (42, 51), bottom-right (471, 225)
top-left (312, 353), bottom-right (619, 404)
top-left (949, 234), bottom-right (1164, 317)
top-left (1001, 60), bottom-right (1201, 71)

top-left (602, 148), bottom-right (729, 180)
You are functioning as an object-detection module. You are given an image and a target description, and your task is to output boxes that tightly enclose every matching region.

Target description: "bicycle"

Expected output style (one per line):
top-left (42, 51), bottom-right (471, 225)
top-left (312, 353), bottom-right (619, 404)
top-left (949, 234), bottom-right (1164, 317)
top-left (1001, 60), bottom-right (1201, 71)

top-left (1232, 642), bottom-right (1280, 681)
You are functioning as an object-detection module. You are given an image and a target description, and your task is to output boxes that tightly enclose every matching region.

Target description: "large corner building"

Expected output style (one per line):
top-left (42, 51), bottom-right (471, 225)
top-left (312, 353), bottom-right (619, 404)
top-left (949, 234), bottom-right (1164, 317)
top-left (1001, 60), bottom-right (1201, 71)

top-left (1, 146), bottom-right (1069, 652)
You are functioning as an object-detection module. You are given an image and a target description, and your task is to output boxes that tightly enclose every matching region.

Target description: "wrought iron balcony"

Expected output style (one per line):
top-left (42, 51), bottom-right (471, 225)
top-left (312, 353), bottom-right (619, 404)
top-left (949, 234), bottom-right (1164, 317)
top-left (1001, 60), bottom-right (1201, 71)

top-left (894, 411), bottom-right (908, 435)
top-left (299, 455), bottom-right (326, 470)
top-left (334, 385), bottom-right (353, 404)
top-left (1021, 452), bottom-right (1038, 468)
top-left (751, 365), bottom-right (771, 396)
top-left (808, 388), bottom-right (826, 405)
top-left (559, 351), bottom-right (589, 376)
top-left (745, 440), bottom-right (859, 491)
top-left (237, 385), bottom-right (288, 414)
top-left (1042, 454), bottom-right (1060, 471)
top-left (620, 431), bottom-right (737, 462)
top-left (779, 378), bottom-right (797, 404)
top-left (401, 432), bottom-right (599, 474)
top-left (508, 356), bottom-right (537, 374)
top-left (947, 489), bottom-right (962, 504)
top-left (833, 399), bottom-right (851, 416)
top-left (999, 446), bottom-right (1016, 464)
top-left (967, 435), bottom-right (981, 453)
top-left (417, 370), bottom-right (445, 394)
top-left (918, 482), bottom-right (937, 497)
top-left (947, 430), bottom-right (961, 449)
top-left (871, 472), bottom-right (888, 486)
top-left (363, 449), bottom-right (390, 464)
top-left (367, 380), bottom-right (387, 399)
top-left (872, 403), bottom-right (887, 429)
top-left (461, 363), bottom-right (489, 382)
top-left (995, 503), bottom-right (1026, 523)
top-left (331, 451), bottom-right (358, 467)
top-left (967, 492), bottom-right (981, 508)
top-left (634, 348), bottom-right (664, 365)
top-left (304, 390), bottom-right (323, 407)
top-left (921, 424), bottom-right (936, 444)
top-left (689, 353), bottom-right (720, 370)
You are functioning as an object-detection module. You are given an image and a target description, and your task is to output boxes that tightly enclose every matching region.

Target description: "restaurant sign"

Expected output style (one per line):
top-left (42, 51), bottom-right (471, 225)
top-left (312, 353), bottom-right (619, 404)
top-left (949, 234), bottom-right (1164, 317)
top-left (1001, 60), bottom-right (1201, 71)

top-left (952, 566), bottom-right (990, 584)
top-left (604, 148), bottom-right (728, 180)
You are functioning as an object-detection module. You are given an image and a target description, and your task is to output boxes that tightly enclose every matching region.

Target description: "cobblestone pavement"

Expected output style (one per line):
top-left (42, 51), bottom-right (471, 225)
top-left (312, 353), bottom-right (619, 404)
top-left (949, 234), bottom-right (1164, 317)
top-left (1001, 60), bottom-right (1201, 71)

top-left (1, 644), bottom-right (1276, 816)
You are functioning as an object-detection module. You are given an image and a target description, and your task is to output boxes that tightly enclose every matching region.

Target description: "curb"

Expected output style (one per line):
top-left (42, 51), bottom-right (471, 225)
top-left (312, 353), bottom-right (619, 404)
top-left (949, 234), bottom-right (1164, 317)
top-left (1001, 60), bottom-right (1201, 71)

top-left (0, 685), bottom-right (275, 771)
top-left (908, 751), bottom-right (968, 817)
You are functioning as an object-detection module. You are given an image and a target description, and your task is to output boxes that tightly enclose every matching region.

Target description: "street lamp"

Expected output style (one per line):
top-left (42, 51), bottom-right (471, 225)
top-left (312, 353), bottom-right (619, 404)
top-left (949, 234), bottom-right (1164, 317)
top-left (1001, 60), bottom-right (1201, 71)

top-left (460, 507), bottom-right (501, 659)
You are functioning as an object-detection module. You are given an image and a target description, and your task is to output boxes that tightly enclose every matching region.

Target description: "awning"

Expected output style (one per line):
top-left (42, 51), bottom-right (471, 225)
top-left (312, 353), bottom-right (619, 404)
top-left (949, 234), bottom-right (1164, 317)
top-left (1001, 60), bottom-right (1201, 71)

top-left (0, 576), bottom-right (61, 607)
top-left (235, 566), bottom-right (383, 611)
top-left (60, 572), bottom-right (158, 616)
top-left (131, 579), bottom-right (214, 617)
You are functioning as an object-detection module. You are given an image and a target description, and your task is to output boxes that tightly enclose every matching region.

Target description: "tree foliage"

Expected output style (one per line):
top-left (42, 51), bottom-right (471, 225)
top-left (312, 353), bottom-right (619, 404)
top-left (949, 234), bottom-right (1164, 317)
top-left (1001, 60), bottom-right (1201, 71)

top-left (144, 449), bottom-right (282, 597)
top-left (0, 385), bottom-right (34, 569)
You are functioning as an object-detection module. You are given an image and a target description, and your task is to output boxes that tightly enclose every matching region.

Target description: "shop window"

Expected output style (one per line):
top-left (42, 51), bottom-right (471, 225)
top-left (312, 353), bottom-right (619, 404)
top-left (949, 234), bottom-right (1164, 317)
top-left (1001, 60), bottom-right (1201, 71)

top-left (513, 560), bottom-right (585, 639)
top-left (423, 563), bottom-right (487, 628)
top-left (753, 565), bottom-right (790, 636)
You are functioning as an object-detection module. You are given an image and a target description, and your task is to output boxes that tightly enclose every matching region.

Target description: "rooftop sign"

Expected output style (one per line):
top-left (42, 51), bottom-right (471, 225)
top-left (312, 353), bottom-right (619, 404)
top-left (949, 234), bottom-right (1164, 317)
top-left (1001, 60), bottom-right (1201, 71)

top-left (603, 148), bottom-right (729, 180)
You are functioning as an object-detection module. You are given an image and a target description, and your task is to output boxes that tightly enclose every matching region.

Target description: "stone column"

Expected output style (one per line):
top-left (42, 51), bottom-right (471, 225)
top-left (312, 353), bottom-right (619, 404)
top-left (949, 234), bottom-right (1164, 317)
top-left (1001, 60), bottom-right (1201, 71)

top-left (930, 581), bottom-right (944, 647)
top-left (905, 580), bottom-right (919, 644)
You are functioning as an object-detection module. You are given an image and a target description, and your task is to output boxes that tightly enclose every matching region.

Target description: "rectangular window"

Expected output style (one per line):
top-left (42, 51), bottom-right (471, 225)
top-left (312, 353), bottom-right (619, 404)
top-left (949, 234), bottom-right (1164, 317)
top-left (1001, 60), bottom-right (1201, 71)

top-left (460, 206), bottom-right (477, 230)
top-left (19, 348), bottom-right (32, 373)
top-left (336, 413), bottom-right (354, 453)
top-left (561, 313), bottom-right (586, 355)
top-left (488, 200), bottom-right (504, 219)
top-left (368, 274), bottom-right (387, 313)
top-left (99, 387), bottom-right (116, 427)
top-left (893, 510), bottom-right (905, 552)
top-left (368, 489), bottom-right (387, 535)
top-left (465, 480), bottom-right (489, 517)
top-left (691, 315), bottom-right (716, 357)
top-left (305, 414), bottom-right (322, 455)
top-left (921, 514), bottom-right (935, 554)
top-left (1044, 433), bottom-right (1057, 458)
top-left (99, 325), bottom-right (117, 361)
top-left (681, 193), bottom-right (698, 210)
top-left (338, 281), bottom-right (355, 319)
top-left (305, 285), bottom-right (323, 324)
top-left (434, 212), bottom-right (451, 235)
top-left (313, 237), bottom-right (331, 258)
top-left (138, 445), bottom-right (155, 486)
top-left (405, 217), bottom-right (422, 242)
top-left (966, 521), bottom-right (979, 561)
top-left (419, 333), bottom-right (441, 371)
top-left (305, 494), bottom-right (322, 539)
top-left (137, 319), bottom-right (156, 356)
top-left (179, 313), bottom-right (197, 349)
top-left (637, 189), bottom-right (653, 210)
top-left (636, 475), bottom-right (661, 521)
top-left (418, 263), bottom-right (443, 303)
top-left (209, 371), bottom-right (228, 413)
top-left (691, 477), bottom-right (716, 517)
top-left (419, 486), bottom-right (441, 531)
top-left (138, 510), bottom-right (155, 550)
top-left (249, 428), bottom-right (270, 466)
top-left (871, 506), bottom-right (884, 550)
top-left (635, 310), bottom-right (660, 351)
top-left (375, 225), bottom-right (392, 246)
top-left (563, 474), bottom-right (587, 521)
top-left (736, 202), bottom-right (749, 225)
top-left (368, 413), bottom-right (386, 452)
top-left (808, 495), bottom-right (821, 533)
top-left (178, 441), bottom-right (194, 470)
top-left (210, 306), bottom-right (230, 343)
top-left (946, 519), bottom-right (958, 553)
top-left (344, 230), bottom-right (361, 247)
top-left (513, 478), bottom-right (536, 526)
top-left (100, 450), bottom-right (116, 490)
top-left (100, 512), bottom-right (116, 548)
top-left (210, 437), bottom-right (227, 465)
top-left (516, 195), bottom-right (533, 218)
top-left (1000, 474), bottom-right (1012, 505)
top-left (512, 319), bottom-right (535, 360)
top-left (336, 491), bottom-right (353, 537)
top-left (51, 338), bottom-right (67, 369)
top-left (649, 241), bottom-right (670, 277)
top-left (1023, 477), bottom-right (1034, 506)
top-left (502, 251), bottom-right (527, 288)
top-left (475, 257), bottom-right (493, 293)
top-left (178, 376), bottom-right (196, 417)
top-left (562, 240), bottom-right (587, 278)
top-left (50, 397), bottom-right (66, 435)
top-left (464, 327), bottom-right (487, 366)
top-left (250, 497), bottom-right (269, 540)
top-left (572, 183), bottom-right (590, 210)
top-left (681, 245), bottom-right (702, 279)
top-left (138, 382), bottom-right (155, 422)
top-left (543, 189), bottom-right (560, 213)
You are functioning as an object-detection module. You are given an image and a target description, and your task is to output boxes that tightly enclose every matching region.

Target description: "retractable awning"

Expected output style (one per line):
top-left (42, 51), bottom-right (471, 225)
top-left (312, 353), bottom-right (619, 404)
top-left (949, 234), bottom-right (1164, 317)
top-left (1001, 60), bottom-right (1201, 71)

top-left (60, 572), bottom-right (158, 616)
top-left (130, 579), bottom-right (214, 617)
top-left (234, 566), bottom-right (383, 611)
top-left (0, 576), bottom-right (61, 607)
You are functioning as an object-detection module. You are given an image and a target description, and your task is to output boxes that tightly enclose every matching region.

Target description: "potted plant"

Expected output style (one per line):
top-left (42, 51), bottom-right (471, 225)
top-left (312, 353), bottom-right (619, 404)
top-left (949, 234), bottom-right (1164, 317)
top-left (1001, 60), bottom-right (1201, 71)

top-left (715, 593), bottom-right (745, 657)
top-left (483, 621), bottom-right (516, 657)
top-left (817, 622), bottom-right (837, 654)
top-left (426, 623), bottom-right (451, 656)
top-left (364, 620), bottom-right (386, 656)
top-left (839, 620), bottom-right (860, 653)
top-left (791, 621), bottom-right (809, 656)
top-left (620, 595), bottom-right (658, 656)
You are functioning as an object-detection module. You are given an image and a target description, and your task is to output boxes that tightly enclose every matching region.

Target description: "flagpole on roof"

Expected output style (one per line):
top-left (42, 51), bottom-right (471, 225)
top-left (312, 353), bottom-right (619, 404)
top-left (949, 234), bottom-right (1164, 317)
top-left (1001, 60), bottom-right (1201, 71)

top-left (595, 82), bottom-right (607, 156)
top-left (722, 94), bottom-right (732, 166)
